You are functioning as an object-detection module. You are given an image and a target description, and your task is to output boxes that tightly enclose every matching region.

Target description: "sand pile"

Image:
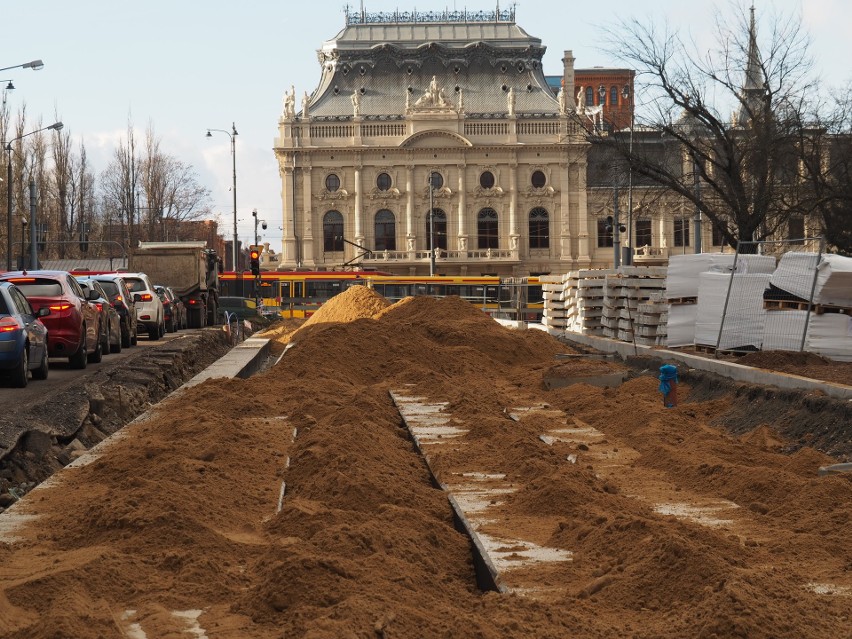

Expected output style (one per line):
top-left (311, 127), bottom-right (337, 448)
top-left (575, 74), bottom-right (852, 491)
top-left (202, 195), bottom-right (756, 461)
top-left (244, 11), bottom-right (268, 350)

top-left (0, 289), bottom-right (849, 639)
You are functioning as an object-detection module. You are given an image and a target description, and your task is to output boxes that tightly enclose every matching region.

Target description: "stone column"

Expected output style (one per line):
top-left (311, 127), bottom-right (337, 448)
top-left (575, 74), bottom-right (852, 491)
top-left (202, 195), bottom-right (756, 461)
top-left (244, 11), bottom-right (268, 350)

top-left (576, 160), bottom-right (591, 264)
top-left (405, 164), bottom-right (415, 252)
top-left (301, 165), bottom-right (314, 266)
top-left (559, 161), bottom-right (572, 261)
top-left (457, 164), bottom-right (468, 251)
top-left (281, 163), bottom-right (296, 268)
top-left (354, 165), bottom-right (364, 246)
top-left (508, 161), bottom-right (519, 254)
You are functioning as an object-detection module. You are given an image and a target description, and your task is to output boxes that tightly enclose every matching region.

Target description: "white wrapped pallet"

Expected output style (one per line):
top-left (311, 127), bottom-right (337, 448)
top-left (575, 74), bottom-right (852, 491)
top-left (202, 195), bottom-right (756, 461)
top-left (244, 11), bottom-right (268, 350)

top-left (666, 303), bottom-right (698, 347)
top-left (807, 314), bottom-right (852, 362)
top-left (762, 310), bottom-right (808, 352)
top-left (694, 272), bottom-right (771, 350)
top-left (770, 253), bottom-right (852, 306)
top-left (665, 253), bottom-right (775, 299)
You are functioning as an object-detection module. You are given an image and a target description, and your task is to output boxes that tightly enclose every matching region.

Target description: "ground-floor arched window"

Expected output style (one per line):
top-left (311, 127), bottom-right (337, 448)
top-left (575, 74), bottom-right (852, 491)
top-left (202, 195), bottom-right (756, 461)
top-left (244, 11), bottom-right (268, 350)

top-left (529, 207), bottom-right (549, 249)
top-left (375, 209), bottom-right (396, 251)
top-left (426, 208), bottom-right (447, 250)
top-left (478, 208), bottom-right (499, 249)
top-left (323, 210), bottom-right (344, 252)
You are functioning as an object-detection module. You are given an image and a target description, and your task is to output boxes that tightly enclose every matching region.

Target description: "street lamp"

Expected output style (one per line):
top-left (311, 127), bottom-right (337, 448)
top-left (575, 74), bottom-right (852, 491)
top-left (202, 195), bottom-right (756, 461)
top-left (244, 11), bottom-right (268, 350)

top-left (427, 171), bottom-right (440, 276)
top-left (622, 84), bottom-right (635, 265)
top-left (0, 60), bottom-right (44, 73)
top-left (206, 123), bottom-right (238, 271)
top-left (6, 121), bottom-right (63, 270)
top-left (252, 208), bottom-right (267, 246)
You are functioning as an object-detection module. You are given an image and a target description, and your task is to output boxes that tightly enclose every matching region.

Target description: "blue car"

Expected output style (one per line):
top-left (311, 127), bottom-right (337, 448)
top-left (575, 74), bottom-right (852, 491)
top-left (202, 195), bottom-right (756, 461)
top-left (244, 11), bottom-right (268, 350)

top-left (0, 281), bottom-right (50, 387)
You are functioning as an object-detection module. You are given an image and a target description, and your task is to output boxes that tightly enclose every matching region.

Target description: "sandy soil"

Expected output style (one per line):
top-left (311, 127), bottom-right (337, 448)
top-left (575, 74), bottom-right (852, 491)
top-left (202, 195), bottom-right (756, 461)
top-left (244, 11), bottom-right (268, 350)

top-left (0, 287), bottom-right (849, 638)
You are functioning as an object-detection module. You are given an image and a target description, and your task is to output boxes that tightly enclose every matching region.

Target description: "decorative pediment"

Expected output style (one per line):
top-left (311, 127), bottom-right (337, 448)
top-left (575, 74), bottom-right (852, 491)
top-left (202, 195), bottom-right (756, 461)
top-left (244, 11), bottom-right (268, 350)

top-left (317, 189), bottom-right (351, 201)
top-left (401, 130), bottom-right (472, 148)
top-left (524, 185), bottom-right (557, 198)
top-left (421, 185), bottom-right (453, 199)
top-left (368, 187), bottom-right (402, 200)
top-left (473, 185), bottom-right (505, 198)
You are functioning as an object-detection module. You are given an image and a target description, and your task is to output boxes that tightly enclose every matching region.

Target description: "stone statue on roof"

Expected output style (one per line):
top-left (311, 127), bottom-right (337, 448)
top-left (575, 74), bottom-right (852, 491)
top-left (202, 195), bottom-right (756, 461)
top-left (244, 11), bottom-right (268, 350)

top-left (576, 85), bottom-right (585, 115)
top-left (507, 87), bottom-right (516, 116)
top-left (282, 85), bottom-right (296, 121)
top-left (414, 75), bottom-right (451, 108)
top-left (301, 91), bottom-right (311, 119)
top-left (351, 90), bottom-right (361, 117)
top-left (557, 87), bottom-right (567, 115)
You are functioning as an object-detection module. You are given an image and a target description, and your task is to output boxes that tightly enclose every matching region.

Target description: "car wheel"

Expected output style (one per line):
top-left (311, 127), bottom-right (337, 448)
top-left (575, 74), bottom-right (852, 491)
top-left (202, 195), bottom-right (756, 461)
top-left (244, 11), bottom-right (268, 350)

top-left (111, 328), bottom-right (122, 354)
top-left (32, 347), bottom-right (48, 380)
top-left (131, 326), bottom-right (138, 346)
top-left (148, 323), bottom-right (161, 341)
top-left (11, 345), bottom-right (28, 388)
top-left (88, 333), bottom-right (103, 363)
top-left (121, 320), bottom-right (131, 348)
top-left (69, 332), bottom-right (88, 369)
top-left (101, 325), bottom-right (111, 355)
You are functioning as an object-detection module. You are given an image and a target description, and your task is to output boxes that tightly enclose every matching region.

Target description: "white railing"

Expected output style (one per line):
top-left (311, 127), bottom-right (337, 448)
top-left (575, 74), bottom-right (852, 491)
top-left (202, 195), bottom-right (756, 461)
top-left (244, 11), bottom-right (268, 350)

top-left (363, 247), bottom-right (517, 262)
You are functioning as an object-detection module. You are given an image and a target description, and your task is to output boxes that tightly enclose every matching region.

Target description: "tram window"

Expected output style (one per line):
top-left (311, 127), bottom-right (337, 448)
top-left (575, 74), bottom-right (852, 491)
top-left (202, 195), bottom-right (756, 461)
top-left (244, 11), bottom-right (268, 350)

top-left (306, 280), bottom-right (343, 299)
top-left (413, 283), bottom-right (428, 296)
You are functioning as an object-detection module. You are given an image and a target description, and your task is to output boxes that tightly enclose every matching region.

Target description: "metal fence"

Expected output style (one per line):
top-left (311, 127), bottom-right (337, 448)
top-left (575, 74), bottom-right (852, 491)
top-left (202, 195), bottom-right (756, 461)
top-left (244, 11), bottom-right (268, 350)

top-left (713, 238), bottom-right (825, 356)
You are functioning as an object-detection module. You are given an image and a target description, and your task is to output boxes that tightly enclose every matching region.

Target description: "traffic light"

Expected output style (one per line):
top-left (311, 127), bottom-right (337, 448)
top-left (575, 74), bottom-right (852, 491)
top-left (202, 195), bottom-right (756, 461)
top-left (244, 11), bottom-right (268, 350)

top-left (249, 246), bottom-right (261, 276)
top-left (605, 216), bottom-right (626, 234)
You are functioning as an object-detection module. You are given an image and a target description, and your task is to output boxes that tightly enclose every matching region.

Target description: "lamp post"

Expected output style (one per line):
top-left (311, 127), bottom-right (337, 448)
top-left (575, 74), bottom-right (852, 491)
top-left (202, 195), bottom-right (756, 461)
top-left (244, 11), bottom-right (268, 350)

top-left (252, 208), bottom-right (267, 246)
top-left (693, 160), bottom-right (703, 254)
top-left (206, 123), bottom-right (238, 271)
top-left (622, 84), bottom-right (635, 266)
top-left (20, 216), bottom-right (27, 270)
top-left (6, 121), bottom-right (63, 270)
top-left (0, 59), bottom-right (44, 73)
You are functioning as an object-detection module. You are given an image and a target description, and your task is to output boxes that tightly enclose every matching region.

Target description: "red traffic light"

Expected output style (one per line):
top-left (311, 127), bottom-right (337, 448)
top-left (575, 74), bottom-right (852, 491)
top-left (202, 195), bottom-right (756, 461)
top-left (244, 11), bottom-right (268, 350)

top-left (249, 249), bottom-right (260, 260)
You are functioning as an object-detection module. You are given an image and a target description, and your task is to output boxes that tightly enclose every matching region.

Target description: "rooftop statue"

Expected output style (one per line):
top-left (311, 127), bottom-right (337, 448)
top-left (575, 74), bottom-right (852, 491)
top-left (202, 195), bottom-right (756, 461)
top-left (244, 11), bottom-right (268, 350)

top-left (351, 90), bottom-right (361, 116)
top-left (414, 76), bottom-right (452, 108)
top-left (282, 85), bottom-right (296, 120)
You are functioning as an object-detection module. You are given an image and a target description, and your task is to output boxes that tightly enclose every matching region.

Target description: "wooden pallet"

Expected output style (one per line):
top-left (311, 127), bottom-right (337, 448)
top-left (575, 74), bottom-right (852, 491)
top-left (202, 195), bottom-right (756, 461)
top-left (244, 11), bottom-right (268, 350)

top-left (764, 299), bottom-right (852, 316)
top-left (667, 297), bottom-right (698, 305)
top-left (693, 344), bottom-right (749, 357)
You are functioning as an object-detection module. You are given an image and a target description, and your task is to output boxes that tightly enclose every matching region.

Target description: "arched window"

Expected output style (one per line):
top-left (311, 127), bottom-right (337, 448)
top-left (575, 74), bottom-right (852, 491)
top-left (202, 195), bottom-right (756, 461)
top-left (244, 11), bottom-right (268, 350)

top-left (478, 208), bottom-right (499, 249)
top-left (610, 86), bottom-right (619, 107)
top-left (426, 208), bottom-right (447, 250)
top-left (323, 210), bottom-right (344, 252)
top-left (529, 208), bottom-right (549, 249)
top-left (585, 86), bottom-right (594, 108)
top-left (375, 209), bottom-right (396, 251)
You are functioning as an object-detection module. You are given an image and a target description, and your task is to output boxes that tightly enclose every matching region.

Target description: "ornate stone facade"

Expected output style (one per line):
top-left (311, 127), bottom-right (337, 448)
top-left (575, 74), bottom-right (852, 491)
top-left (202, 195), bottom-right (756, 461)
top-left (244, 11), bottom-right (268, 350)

top-left (274, 9), bottom-right (608, 275)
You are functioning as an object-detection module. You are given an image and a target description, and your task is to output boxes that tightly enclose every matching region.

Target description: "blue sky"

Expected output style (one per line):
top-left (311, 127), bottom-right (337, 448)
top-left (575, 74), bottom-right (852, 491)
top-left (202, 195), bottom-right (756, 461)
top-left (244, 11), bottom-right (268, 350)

top-left (3, 1), bottom-right (849, 249)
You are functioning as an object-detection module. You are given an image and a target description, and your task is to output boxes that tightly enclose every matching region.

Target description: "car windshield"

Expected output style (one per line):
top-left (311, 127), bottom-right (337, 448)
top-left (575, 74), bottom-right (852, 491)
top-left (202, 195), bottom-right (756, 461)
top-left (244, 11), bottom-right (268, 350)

top-left (98, 281), bottom-right (119, 298)
top-left (8, 279), bottom-right (63, 297)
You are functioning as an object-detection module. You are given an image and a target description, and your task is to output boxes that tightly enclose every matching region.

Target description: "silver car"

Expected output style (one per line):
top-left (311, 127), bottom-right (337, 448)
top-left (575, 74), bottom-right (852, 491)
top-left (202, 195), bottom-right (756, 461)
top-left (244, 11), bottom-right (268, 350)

top-left (121, 272), bottom-right (165, 340)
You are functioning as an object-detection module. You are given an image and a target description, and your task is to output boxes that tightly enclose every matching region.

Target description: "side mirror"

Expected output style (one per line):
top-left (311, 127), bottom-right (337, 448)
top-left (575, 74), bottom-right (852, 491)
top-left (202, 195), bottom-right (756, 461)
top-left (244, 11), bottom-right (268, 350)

top-left (87, 289), bottom-right (101, 301)
top-left (36, 306), bottom-right (51, 318)
top-left (133, 293), bottom-right (143, 302)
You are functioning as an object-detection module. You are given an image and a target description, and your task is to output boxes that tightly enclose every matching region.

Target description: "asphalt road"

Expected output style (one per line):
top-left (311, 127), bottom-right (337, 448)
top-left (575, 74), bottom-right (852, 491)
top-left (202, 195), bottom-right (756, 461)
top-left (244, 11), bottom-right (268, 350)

top-left (0, 330), bottom-right (188, 405)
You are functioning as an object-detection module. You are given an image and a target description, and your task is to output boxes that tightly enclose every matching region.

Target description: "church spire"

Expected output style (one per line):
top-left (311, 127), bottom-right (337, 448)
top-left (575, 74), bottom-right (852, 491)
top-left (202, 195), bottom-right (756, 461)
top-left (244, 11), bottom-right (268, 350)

top-left (737, 4), bottom-right (766, 125)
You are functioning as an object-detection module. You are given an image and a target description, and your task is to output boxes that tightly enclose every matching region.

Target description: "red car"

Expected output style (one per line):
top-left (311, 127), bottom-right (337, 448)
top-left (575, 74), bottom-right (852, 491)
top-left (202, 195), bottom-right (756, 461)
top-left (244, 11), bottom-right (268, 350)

top-left (0, 271), bottom-right (102, 368)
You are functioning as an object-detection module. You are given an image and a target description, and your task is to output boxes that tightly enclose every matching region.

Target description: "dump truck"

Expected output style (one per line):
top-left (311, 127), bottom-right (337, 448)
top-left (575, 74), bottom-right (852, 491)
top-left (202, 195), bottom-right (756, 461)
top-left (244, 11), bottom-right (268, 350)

top-left (128, 241), bottom-right (222, 328)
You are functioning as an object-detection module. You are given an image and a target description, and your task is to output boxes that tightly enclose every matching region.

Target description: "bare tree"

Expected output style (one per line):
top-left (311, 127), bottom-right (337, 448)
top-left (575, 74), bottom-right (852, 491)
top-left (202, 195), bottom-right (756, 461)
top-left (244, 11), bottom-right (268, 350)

top-left (596, 3), bottom-right (818, 251)
top-left (99, 122), bottom-right (139, 253)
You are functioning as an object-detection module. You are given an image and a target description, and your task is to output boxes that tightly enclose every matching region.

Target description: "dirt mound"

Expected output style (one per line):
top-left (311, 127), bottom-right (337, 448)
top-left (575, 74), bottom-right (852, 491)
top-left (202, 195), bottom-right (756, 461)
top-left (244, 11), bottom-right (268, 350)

top-left (300, 284), bottom-right (390, 327)
top-left (1, 293), bottom-right (850, 639)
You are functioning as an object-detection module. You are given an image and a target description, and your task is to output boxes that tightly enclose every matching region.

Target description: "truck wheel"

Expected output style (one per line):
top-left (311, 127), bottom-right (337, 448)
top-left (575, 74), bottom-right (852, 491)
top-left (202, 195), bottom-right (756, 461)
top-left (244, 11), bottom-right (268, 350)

top-left (188, 307), bottom-right (203, 329)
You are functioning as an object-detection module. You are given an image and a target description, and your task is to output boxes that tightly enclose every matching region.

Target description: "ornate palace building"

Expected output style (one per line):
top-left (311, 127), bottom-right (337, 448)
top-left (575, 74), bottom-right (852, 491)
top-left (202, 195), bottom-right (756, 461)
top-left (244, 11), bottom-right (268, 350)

top-left (273, 7), bottom-right (602, 275)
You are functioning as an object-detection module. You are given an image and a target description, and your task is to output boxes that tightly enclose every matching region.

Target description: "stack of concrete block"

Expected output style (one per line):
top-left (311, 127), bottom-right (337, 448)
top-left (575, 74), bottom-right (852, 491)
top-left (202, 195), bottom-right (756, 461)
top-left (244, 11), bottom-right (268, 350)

top-left (575, 269), bottom-right (609, 335)
top-left (601, 267), bottom-right (667, 342)
top-left (635, 296), bottom-right (669, 346)
top-left (540, 273), bottom-right (577, 332)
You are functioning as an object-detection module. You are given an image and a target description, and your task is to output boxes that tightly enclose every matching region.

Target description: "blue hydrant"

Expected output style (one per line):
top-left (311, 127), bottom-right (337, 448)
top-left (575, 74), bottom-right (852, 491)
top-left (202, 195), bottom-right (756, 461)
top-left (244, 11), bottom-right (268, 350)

top-left (658, 364), bottom-right (679, 408)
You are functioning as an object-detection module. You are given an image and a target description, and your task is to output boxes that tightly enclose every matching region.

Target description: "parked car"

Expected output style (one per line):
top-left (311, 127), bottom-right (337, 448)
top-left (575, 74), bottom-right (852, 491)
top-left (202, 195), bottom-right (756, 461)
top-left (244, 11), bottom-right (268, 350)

top-left (121, 273), bottom-right (164, 340)
top-left (154, 285), bottom-right (182, 333)
top-left (80, 274), bottom-right (138, 348)
top-left (167, 287), bottom-right (187, 330)
top-left (0, 281), bottom-right (50, 386)
top-left (76, 277), bottom-right (122, 354)
top-left (0, 270), bottom-right (102, 368)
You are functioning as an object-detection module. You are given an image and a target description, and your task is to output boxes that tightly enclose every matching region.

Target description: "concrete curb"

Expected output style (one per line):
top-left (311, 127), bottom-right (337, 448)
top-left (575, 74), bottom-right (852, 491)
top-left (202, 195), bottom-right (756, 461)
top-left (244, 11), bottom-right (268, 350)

top-left (182, 337), bottom-right (271, 388)
top-left (519, 323), bottom-right (852, 401)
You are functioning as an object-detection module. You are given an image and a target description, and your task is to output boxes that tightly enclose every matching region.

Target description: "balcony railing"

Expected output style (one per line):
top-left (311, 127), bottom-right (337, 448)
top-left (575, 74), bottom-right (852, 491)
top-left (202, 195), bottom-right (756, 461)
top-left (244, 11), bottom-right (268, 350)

top-left (362, 247), bottom-right (518, 263)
